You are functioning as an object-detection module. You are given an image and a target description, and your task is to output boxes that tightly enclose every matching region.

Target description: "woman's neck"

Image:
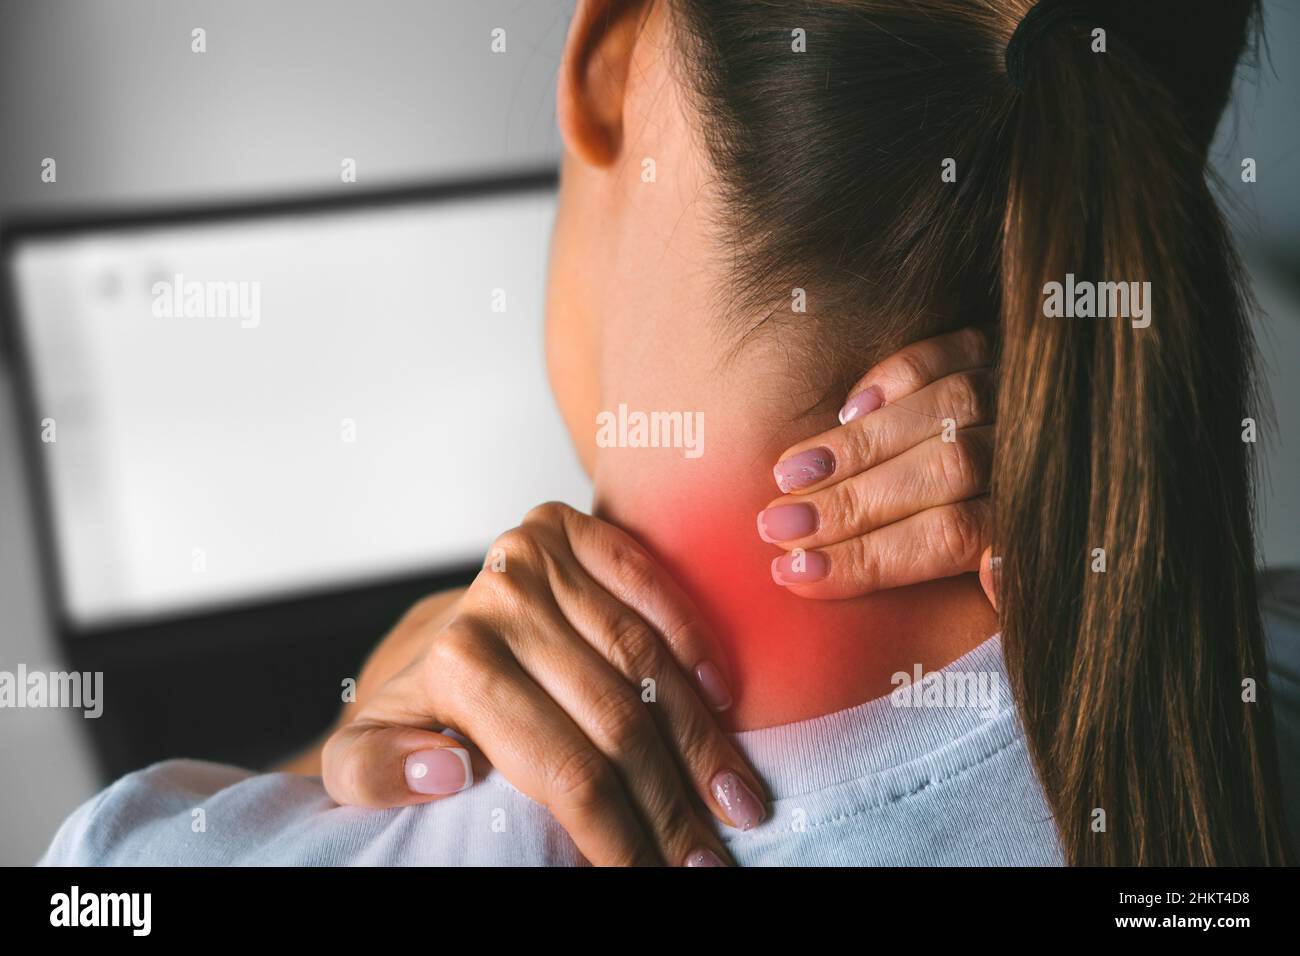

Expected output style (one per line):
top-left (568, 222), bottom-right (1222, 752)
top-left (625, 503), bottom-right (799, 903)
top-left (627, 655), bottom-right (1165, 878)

top-left (590, 386), bottom-right (998, 731)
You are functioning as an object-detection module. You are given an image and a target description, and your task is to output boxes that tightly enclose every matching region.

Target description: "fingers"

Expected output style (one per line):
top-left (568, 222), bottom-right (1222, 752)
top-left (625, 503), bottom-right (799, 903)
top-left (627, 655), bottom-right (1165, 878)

top-left (523, 504), bottom-right (766, 831)
top-left (542, 549), bottom-right (767, 833)
top-left (772, 497), bottom-right (992, 599)
top-left (759, 426), bottom-right (994, 551)
top-left (421, 623), bottom-right (668, 867)
top-left (839, 325), bottom-right (993, 419)
top-left (772, 368), bottom-right (994, 496)
top-left (526, 502), bottom-right (735, 711)
top-left (460, 593), bottom-right (738, 867)
top-left (321, 722), bottom-right (478, 808)
top-left (763, 325), bottom-right (996, 602)
top-left (325, 613), bottom-right (664, 866)
top-left (324, 502), bottom-right (750, 867)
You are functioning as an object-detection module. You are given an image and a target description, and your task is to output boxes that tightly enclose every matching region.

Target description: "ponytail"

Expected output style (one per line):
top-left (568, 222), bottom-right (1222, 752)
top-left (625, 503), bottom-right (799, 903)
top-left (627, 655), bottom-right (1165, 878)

top-left (672, 0), bottom-right (1290, 864)
top-left (993, 7), bottom-right (1291, 864)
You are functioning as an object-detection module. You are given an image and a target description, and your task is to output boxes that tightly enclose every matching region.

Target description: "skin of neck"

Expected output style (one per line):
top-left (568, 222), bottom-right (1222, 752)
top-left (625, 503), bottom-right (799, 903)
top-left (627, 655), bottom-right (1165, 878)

top-left (545, 1), bottom-right (997, 730)
top-left (561, 151), bottom-right (996, 730)
top-left (587, 349), bottom-right (997, 731)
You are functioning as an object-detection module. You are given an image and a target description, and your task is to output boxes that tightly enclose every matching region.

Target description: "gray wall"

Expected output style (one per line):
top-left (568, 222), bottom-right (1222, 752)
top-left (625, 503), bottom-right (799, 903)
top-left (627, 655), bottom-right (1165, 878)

top-left (0, 0), bottom-right (1296, 865)
top-left (0, 0), bottom-right (573, 212)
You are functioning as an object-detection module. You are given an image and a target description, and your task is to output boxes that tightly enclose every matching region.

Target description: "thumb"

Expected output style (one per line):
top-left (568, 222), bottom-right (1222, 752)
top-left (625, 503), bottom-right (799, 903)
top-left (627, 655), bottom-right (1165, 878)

top-left (978, 547), bottom-right (1000, 612)
top-left (321, 720), bottom-right (481, 808)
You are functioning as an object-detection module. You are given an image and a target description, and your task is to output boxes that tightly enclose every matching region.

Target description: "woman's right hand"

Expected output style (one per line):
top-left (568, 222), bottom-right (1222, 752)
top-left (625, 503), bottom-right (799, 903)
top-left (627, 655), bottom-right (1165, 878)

top-left (319, 502), bottom-right (765, 867)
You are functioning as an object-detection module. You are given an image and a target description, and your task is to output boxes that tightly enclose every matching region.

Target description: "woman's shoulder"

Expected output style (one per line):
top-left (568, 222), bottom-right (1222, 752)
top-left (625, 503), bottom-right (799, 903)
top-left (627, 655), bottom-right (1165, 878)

top-left (38, 760), bottom-right (327, 865)
top-left (37, 759), bottom-right (581, 867)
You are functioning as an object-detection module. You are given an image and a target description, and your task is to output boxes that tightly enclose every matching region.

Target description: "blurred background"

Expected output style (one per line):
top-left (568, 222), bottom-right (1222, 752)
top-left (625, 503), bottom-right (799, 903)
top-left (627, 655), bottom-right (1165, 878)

top-left (0, 0), bottom-right (1296, 864)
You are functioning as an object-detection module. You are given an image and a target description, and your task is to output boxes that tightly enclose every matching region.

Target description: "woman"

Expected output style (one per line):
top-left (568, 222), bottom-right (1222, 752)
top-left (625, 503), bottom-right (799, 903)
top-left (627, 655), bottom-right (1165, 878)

top-left (42, 0), bottom-right (1296, 866)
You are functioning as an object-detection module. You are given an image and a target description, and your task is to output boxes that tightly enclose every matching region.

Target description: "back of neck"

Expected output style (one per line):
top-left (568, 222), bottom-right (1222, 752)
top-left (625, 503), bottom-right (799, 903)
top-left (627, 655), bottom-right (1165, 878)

top-left (592, 400), bottom-right (997, 731)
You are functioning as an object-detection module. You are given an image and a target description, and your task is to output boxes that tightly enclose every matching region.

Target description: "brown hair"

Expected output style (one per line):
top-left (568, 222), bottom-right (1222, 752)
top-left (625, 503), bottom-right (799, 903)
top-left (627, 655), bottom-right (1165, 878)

top-left (671, 0), bottom-right (1291, 864)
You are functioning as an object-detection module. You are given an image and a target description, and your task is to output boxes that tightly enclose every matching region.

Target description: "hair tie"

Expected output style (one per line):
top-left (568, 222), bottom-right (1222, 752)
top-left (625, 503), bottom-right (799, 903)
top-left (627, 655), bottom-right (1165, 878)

top-left (1005, 0), bottom-right (1099, 91)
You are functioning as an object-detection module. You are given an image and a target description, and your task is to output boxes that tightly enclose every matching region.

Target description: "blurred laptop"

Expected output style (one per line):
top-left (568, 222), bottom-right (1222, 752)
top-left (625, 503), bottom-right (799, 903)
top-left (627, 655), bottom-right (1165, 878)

top-left (0, 172), bottom-right (592, 775)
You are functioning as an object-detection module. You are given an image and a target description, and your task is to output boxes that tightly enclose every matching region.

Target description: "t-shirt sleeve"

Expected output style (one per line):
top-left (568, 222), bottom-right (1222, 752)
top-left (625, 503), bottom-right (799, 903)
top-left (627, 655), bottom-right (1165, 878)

top-left (38, 759), bottom-right (336, 866)
top-left (37, 757), bottom-right (582, 866)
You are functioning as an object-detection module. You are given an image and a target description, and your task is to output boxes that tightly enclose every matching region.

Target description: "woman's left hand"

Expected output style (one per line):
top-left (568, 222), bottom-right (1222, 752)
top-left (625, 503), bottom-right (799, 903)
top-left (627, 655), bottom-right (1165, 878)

top-left (760, 326), bottom-right (999, 607)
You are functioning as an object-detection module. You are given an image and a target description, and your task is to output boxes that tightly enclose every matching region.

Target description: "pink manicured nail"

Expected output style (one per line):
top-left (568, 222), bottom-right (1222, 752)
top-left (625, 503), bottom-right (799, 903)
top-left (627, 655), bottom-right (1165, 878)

top-left (773, 447), bottom-right (834, 492)
top-left (711, 771), bottom-right (765, 831)
top-left (838, 384), bottom-right (885, 424)
top-left (685, 848), bottom-right (727, 867)
top-left (694, 661), bottom-right (733, 712)
top-left (405, 748), bottom-right (472, 795)
top-left (757, 503), bottom-right (818, 543)
top-left (771, 549), bottom-right (829, 585)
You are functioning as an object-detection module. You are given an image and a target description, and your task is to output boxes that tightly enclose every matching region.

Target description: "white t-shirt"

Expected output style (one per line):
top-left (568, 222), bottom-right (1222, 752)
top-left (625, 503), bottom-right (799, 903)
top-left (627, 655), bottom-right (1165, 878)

top-left (40, 584), bottom-right (1300, 866)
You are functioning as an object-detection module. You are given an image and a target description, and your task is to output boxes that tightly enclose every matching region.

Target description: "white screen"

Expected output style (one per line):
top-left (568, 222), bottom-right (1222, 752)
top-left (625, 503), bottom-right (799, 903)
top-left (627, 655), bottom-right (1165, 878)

top-left (10, 189), bottom-right (592, 628)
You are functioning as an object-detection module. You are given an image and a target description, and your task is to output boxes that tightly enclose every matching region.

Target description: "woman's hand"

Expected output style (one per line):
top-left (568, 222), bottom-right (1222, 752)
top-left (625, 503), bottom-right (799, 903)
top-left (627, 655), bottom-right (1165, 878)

top-left (761, 326), bottom-right (999, 606)
top-left (319, 502), bottom-right (765, 867)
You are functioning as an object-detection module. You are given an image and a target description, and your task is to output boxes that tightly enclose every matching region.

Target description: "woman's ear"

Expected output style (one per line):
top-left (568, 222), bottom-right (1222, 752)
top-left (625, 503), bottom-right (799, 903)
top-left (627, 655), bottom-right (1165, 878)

top-left (557, 0), bottom-right (649, 169)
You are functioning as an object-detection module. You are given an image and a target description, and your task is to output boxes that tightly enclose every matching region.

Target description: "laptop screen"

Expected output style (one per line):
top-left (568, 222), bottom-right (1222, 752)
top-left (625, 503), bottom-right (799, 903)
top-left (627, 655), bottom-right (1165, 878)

top-left (6, 185), bottom-right (592, 630)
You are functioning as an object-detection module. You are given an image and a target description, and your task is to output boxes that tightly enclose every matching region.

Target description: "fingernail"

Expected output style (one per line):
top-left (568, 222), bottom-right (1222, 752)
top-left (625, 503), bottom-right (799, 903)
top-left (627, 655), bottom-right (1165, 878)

top-left (685, 848), bottom-right (727, 867)
top-left (773, 447), bottom-right (834, 492)
top-left (405, 747), bottom-right (472, 795)
top-left (757, 503), bottom-right (819, 543)
top-left (711, 771), bottom-right (765, 831)
top-left (694, 661), bottom-right (733, 712)
top-left (838, 385), bottom-right (884, 424)
top-left (770, 549), bottom-right (829, 585)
